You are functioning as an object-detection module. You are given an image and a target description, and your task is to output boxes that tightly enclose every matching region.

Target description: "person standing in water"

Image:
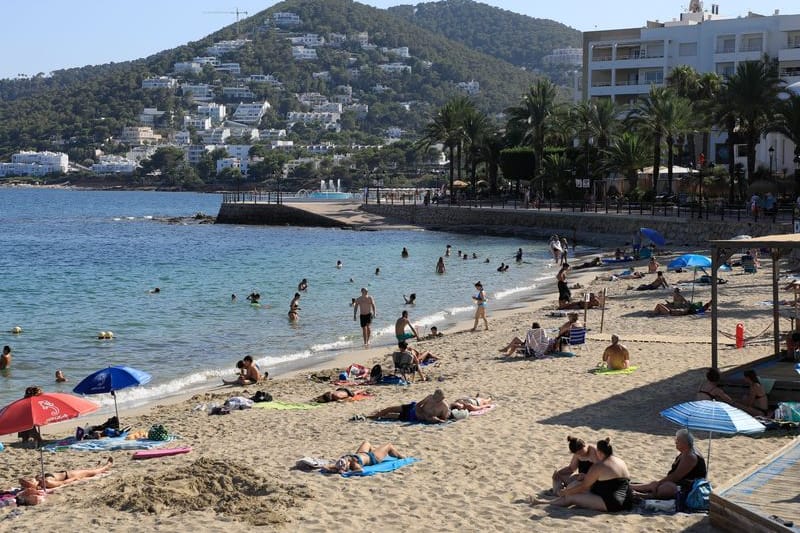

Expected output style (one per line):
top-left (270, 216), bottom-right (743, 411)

top-left (471, 282), bottom-right (489, 331)
top-left (445, 245), bottom-right (452, 257)
top-left (353, 288), bottom-right (377, 347)
top-left (436, 257), bottom-right (446, 274)
top-left (1, 346), bottom-right (11, 370)
top-left (298, 279), bottom-right (308, 291)
top-left (401, 247), bottom-right (409, 258)
top-left (515, 248), bottom-right (523, 263)
top-left (336, 260), bottom-right (343, 269)
top-left (557, 264), bottom-right (572, 304)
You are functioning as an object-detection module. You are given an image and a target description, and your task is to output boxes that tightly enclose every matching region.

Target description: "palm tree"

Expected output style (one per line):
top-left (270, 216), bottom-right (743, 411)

top-left (771, 93), bottom-right (800, 190)
top-left (506, 79), bottom-right (561, 179)
top-left (541, 152), bottom-right (572, 196)
top-left (661, 94), bottom-right (694, 193)
top-left (417, 96), bottom-right (473, 203)
top-left (711, 85), bottom-right (740, 202)
top-left (461, 106), bottom-right (491, 193)
top-left (480, 132), bottom-right (505, 194)
top-left (627, 86), bottom-right (671, 193)
top-left (725, 58), bottom-right (782, 184)
top-left (590, 98), bottom-right (620, 150)
top-left (602, 132), bottom-right (650, 191)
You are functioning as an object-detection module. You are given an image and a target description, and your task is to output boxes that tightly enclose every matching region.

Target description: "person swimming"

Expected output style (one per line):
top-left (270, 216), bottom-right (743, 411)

top-left (55, 370), bottom-right (67, 383)
top-left (375, 268), bottom-right (380, 276)
top-left (298, 279), bottom-right (308, 291)
top-left (336, 260), bottom-right (343, 269)
top-left (403, 293), bottom-right (416, 305)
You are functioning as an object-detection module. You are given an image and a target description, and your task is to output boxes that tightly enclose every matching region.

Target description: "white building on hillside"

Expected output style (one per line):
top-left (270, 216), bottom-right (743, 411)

top-left (119, 127), bottom-right (161, 145)
top-left (260, 128), bottom-right (287, 139)
top-left (193, 56), bottom-right (219, 66)
top-left (248, 74), bottom-right (281, 86)
top-left (290, 34), bottom-right (325, 47)
top-left (181, 83), bottom-right (215, 102)
top-left (232, 101), bottom-right (271, 125)
top-left (456, 80), bottom-right (480, 95)
top-left (173, 61), bottom-right (203, 75)
top-left (215, 63), bottom-right (241, 75)
top-left (223, 121), bottom-right (260, 141)
top-left (196, 103), bottom-right (227, 123)
top-left (0, 151), bottom-right (69, 177)
top-left (583, 3), bottom-right (800, 171)
top-left (142, 76), bottom-right (178, 89)
top-left (216, 157), bottom-right (241, 174)
top-left (222, 86), bottom-right (255, 99)
top-left (184, 116), bottom-right (212, 130)
top-left (201, 128), bottom-right (231, 145)
top-left (139, 108), bottom-right (166, 127)
top-left (287, 111), bottom-right (341, 124)
top-left (382, 46), bottom-right (410, 58)
top-left (273, 12), bottom-right (301, 27)
top-left (91, 155), bottom-right (137, 174)
top-left (314, 102), bottom-right (343, 113)
top-left (379, 62), bottom-right (411, 74)
top-left (543, 47), bottom-right (583, 66)
top-left (206, 39), bottom-right (250, 56)
top-left (292, 46), bottom-right (318, 60)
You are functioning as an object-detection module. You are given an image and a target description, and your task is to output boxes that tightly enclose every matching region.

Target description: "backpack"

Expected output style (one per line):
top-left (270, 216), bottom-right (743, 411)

top-left (684, 478), bottom-right (712, 512)
top-left (370, 364), bottom-right (383, 382)
top-left (147, 424), bottom-right (170, 441)
top-left (251, 390), bottom-right (273, 403)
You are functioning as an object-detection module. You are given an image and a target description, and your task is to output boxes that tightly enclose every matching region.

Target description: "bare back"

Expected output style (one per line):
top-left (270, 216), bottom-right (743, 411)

top-left (354, 295), bottom-right (375, 316)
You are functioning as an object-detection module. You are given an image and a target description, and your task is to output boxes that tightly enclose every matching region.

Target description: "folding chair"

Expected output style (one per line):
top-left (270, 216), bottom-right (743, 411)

top-left (564, 327), bottom-right (587, 352)
top-left (392, 350), bottom-right (419, 382)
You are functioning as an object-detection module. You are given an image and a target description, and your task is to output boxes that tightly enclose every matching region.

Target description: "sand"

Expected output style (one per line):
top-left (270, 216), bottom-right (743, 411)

top-left (1, 247), bottom-right (796, 532)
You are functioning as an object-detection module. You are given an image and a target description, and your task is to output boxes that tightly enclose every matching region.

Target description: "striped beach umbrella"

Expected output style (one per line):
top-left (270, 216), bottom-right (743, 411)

top-left (660, 400), bottom-right (764, 473)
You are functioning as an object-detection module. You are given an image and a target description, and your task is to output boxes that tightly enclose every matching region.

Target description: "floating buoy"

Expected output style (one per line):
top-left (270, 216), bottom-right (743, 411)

top-left (11, 326), bottom-right (22, 334)
top-left (98, 331), bottom-right (107, 339)
top-left (98, 331), bottom-right (114, 340)
top-left (106, 331), bottom-right (114, 339)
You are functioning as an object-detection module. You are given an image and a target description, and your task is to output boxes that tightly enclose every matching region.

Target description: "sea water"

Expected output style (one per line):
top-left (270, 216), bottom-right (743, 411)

top-left (0, 188), bottom-right (557, 410)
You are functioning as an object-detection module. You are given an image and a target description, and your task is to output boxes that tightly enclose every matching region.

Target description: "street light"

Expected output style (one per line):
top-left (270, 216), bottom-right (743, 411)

top-left (769, 146), bottom-right (775, 180)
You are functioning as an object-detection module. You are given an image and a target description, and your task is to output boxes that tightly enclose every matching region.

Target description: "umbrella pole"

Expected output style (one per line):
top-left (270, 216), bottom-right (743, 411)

top-left (707, 430), bottom-right (712, 475)
top-left (112, 391), bottom-right (119, 424)
top-left (691, 269), bottom-right (697, 303)
top-left (39, 427), bottom-right (46, 490)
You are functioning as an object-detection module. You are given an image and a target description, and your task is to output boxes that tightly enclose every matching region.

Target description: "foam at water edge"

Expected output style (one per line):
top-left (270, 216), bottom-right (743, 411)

top-left (494, 284), bottom-right (538, 300)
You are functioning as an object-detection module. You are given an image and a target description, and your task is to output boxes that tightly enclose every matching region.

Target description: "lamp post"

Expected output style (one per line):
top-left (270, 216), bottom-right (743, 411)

top-left (769, 146), bottom-right (775, 180)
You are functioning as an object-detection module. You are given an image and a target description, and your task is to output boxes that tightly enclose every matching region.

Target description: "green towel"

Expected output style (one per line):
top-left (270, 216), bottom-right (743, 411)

top-left (253, 401), bottom-right (321, 410)
top-left (591, 365), bottom-right (639, 375)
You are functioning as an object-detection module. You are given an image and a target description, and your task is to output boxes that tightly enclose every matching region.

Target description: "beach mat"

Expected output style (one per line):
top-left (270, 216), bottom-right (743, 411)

top-left (334, 457), bottom-right (420, 477)
top-left (132, 446), bottom-right (192, 460)
top-left (253, 401), bottom-right (321, 410)
top-left (345, 392), bottom-right (373, 402)
top-left (550, 351), bottom-right (576, 358)
top-left (469, 404), bottom-right (496, 416)
top-left (590, 365), bottom-right (639, 375)
top-left (43, 435), bottom-right (177, 452)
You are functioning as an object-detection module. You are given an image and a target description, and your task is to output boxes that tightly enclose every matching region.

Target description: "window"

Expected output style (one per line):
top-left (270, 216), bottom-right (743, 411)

top-left (679, 42), bottom-right (697, 57)
top-left (643, 70), bottom-right (663, 84)
top-left (741, 35), bottom-right (763, 52)
top-left (717, 36), bottom-right (735, 53)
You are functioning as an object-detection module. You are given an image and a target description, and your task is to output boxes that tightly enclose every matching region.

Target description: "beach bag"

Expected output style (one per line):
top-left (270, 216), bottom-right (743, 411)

top-left (251, 391), bottom-right (272, 403)
top-left (775, 402), bottom-right (800, 422)
top-left (147, 424), bottom-right (170, 441)
top-left (684, 478), bottom-right (712, 512)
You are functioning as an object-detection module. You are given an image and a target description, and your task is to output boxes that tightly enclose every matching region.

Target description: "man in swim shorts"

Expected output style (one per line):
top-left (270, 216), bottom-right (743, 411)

top-left (353, 288), bottom-right (377, 347)
top-left (368, 389), bottom-right (450, 424)
top-left (394, 310), bottom-right (419, 342)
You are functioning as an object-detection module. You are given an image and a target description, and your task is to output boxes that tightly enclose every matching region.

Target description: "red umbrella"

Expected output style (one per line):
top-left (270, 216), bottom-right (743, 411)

top-left (0, 392), bottom-right (99, 488)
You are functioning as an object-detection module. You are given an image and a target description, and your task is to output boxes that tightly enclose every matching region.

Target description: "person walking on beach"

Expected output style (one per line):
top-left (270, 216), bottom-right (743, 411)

top-left (395, 310), bottom-right (419, 342)
top-left (471, 282), bottom-right (489, 331)
top-left (354, 288), bottom-right (377, 347)
top-left (1, 345), bottom-right (11, 370)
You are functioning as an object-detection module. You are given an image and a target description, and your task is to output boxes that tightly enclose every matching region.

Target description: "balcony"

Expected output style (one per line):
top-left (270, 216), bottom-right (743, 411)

top-left (779, 47), bottom-right (800, 62)
top-left (591, 55), bottom-right (613, 62)
top-left (781, 68), bottom-right (800, 82)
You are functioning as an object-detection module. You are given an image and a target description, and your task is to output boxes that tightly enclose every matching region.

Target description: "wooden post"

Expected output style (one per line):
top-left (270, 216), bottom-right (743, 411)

top-left (711, 247), bottom-right (719, 369)
top-left (583, 292), bottom-right (589, 326)
top-left (600, 288), bottom-right (607, 333)
top-left (772, 249), bottom-right (781, 357)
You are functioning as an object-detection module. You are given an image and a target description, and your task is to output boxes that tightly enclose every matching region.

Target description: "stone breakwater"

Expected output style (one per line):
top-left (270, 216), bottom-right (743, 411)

top-left (216, 202), bottom-right (347, 227)
top-left (361, 204), bottom-right (786, 247)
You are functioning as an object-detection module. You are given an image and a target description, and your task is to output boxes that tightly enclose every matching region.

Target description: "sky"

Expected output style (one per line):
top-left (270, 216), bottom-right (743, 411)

top-left (1, 0), bottom-right (797, 79)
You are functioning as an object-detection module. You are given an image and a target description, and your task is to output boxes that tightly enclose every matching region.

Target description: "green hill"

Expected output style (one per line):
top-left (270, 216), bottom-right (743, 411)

top-left (0, 0), bottom-right (550, 164)
top-left (389, 0), bottom-right (581, 71)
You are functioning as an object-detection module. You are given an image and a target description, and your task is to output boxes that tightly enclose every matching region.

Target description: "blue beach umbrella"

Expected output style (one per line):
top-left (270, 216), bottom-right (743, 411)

top-left (660, 400), bottom-right (764, 472)
top-left (73, 366), bottom-right (151, 422)
top-left (640, 227), bottom-right (666, 246)
top-left (667, 254), bottom-right (715, 302)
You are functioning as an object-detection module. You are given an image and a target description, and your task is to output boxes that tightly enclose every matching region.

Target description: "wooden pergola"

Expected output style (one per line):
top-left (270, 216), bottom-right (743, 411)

top-left (709, 233), bottom-right (800, 368)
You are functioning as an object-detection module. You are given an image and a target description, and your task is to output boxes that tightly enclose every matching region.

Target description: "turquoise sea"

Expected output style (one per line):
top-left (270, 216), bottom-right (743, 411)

top-left (0, 188), bottom-right (555, 411)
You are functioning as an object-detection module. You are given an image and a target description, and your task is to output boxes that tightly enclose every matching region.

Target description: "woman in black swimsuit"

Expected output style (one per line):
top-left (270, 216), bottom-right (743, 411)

top-left (322, 441), bottom-right (404, 474)
top-left (696, 368), bottom-right (734, 403)
top-left (533, 438), bottom-right (633, 512)
top-left (552, 436), bottom-right (598, 496)
top-left (631, 429), bottom-right (707, 499)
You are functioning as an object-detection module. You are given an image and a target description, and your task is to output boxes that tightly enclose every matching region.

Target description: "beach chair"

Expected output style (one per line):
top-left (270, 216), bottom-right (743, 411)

top-left (563, 327), bottom-right (587, 352)
top-left (392, 350), bottom-right (419, 382)
top-left (523, 328), bottom-right (552, 358)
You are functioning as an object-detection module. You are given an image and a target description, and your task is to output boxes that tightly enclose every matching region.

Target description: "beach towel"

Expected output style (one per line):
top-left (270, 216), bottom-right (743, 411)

top-left (345, 391), bottom-right (373, 402)
top-left (328, 457), bottom-right (420, 477)
top-left (469, 404), bottom-right (496, 416)
top-left (590, 365), bottom-right (639, 375)
top-left (43, 435), bottom-right (177, 452)
top-left (550, 351), bottom-right (576, 358)
top-left (252, 401), bottom-right (321, 410)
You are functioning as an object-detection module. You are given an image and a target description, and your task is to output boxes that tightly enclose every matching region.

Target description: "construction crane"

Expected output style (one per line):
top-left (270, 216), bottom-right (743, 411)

top-left (203, 8), bottom-right (249, 37)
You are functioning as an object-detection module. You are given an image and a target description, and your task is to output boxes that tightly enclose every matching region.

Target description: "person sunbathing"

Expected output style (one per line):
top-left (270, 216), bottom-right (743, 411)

top-left (322, 441), bottom-right (404, 474)
top-left (631, 429), bottom-right (706, 500)
top-left (450, 396), bottom-right (493, 412)
top-left (368, 389), bottom-right (450, 423)
top-left (313, 387), bottom-right (356, 403)
top-left (654, 301), bottom-right (710, 316)
top-left (20, 457), bottom-right (113, 491)
top-left (559, 293), bottom-right (603, 310)
top-left (552, 436), bottom-right (598, 496)
top-left (573, 257), bottom-right (602, 270)
top-left (636, 271), bottom-right (668, 291)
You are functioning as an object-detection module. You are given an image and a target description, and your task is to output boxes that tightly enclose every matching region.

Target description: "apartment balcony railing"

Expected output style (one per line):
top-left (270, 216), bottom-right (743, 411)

top-left (781, 68), bottom-right (800, 78)
top-left (715, 46), bottom-right (736, 54)
top-left (739, 45), bottom-right (763, 52)
top-left (592, 55), bottom-right (613, 62)
top-left (591, 81), bottom-right (613, 87)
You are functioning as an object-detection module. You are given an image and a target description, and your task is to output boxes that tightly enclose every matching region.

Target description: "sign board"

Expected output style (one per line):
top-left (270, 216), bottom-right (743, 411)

top-left (582, 179), bottom-right (591, 189)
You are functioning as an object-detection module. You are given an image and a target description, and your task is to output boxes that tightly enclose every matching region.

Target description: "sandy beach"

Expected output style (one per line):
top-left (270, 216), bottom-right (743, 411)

top-left (1, 244), bottom-right (796, 532)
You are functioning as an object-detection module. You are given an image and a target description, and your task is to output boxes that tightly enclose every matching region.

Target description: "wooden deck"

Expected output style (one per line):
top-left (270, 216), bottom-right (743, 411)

top-left (721, 356), bottom-right (800, 404)
top-left (711, 437), bottom-right (800, 532)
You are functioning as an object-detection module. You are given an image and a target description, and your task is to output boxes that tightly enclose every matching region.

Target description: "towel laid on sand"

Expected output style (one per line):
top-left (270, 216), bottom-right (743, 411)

top-left (345, 392), bottom-right (373, 402)
top-left (253, 401), bottom-right (321, 410)
top-left (334, 457), bottom-right (420, 477)
top-left (590, 365), bottom-right (639, 375)
top-left (469, 404), bottom-right (496, 416)
top-left (43, 435), bottom-right (177, 452)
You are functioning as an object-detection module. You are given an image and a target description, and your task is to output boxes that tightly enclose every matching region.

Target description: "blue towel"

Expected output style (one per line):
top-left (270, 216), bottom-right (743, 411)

top-left (43, 435), bottom-right (176, 452)
top-left (337, 457), bottom-right (419, 477)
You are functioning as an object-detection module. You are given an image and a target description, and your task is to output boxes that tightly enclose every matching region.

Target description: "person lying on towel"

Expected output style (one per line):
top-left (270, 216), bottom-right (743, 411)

top-left (322, 441), bottom-right (404, 474)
